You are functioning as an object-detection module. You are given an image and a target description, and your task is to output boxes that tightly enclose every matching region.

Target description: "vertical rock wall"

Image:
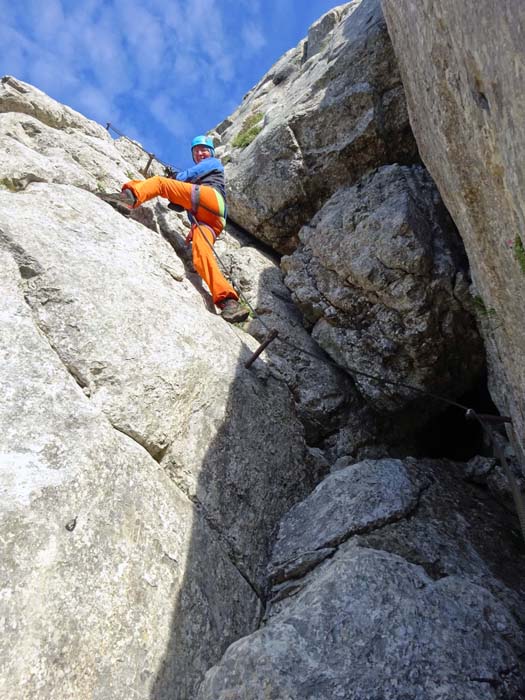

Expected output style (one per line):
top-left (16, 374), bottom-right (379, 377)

top-left (381, 0), bottom-right (525, 447)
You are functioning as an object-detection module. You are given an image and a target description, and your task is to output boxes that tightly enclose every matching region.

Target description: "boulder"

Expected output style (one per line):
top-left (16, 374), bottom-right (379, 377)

top-left (197, 458), bottom-right (525, 699)
top-left (282, 164), bottom-right (483, 416)
top-left (381, 0), bottom-right (525, 448)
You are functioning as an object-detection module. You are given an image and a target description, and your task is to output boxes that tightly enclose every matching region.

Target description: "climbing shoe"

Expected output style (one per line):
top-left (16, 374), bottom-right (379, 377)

top-left (219, 299), bottom-right (249, 324)
top-left (97, 190), bottom-right (137, 211)
top-left (120, 189), bottom-right (137, 208)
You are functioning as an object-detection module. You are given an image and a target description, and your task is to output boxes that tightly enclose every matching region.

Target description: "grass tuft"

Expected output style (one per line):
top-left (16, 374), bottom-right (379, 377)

top-left (232, 112), bottom-right (264, 149)
top-left (514, 235), bottom-right (525, 275)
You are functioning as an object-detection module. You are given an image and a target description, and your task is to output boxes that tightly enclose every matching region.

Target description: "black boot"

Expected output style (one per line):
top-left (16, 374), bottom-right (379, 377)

top-left (219, 299), bottom-right (249, 323)
top-left (97, 189), bottom-right (137, 211)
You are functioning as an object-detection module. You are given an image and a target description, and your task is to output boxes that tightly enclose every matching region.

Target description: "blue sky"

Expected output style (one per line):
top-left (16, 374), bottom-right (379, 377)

top-left (0, 0), bottom-right (340, 169)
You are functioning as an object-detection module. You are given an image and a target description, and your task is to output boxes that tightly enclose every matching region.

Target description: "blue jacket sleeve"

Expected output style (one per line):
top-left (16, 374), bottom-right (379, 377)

top-left (176, 157), bottom-right (224, 183)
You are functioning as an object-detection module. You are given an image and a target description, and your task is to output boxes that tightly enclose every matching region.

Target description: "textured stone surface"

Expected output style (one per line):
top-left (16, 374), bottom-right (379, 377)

top-left (209, 231), bottom-right (354, 442)
top-left (219, 0), bottom-right (418, 253)
top-left (198, 458), bottom-right (525, 699)
top-left (351, 459), bottom-right (525, 617)
top-left (2, 2), bottom-right (525, 696)
top-left (0, 182), bottom-right (314, 591)
top-left (282, 164), bottom-right (483, 415)
top-left (0, 249), bottom-right (261, 700)
top-left (198, 547), bottom-right (525, 700)
top-left (381, 0), bottom-right (525, 447)
top-left (0, 75), bottom-right (109, 138)
top-left (271, 458), bottom-right (423, 579)
top-left (0, 80), bottom-right (318, 698)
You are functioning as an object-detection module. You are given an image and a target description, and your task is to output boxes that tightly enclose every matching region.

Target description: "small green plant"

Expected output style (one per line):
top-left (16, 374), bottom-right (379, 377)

top-left (0, 178), bottom-right (21, 192)
top-left (472, 295), bottom-right (497, 318)
top-left (125, 170), bottom-right (136, 180)
top-left (232, 112), bottom-right (264, 149)
top-left (514, 235), bottom-right (525, 275)
top-left (95, 178), bottom-right (107, 192)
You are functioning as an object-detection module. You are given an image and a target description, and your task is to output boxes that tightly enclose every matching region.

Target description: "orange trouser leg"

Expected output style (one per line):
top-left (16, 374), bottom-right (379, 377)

top-left (123, 177), bottom-right (226, 233)
top-left (123, 176), bottom-right (193, 209)
top-left (191, 224), bottom-right (237, 305)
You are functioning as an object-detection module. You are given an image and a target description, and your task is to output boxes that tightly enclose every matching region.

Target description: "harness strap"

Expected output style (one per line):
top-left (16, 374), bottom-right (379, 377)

top-left (191, 184), bottom-right (228, 221)
top-left (190, 184), bottom-right (201, 215)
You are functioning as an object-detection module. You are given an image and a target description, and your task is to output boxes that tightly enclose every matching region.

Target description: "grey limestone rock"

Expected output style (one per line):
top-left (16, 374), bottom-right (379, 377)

top-left (282, 164), bottom-right (484, 416)
top-left (0, 249), bottom-right (261, 700)
top-left (197, 457), bottom-right (525, 699)
top-left (0, 75), bottom-right (109, 138)
top-left (2, 0), bottom-right (525, 696)
top-left (220, 0), bottom-right (418, 253)
top-left (270, 458), bottom-right (423, 580)
top-left (0, 80), bottom-right (317, 698)
top-left (381, 0), bottom-right (525, 448)
top-left (0, 181), bottom-right (313, 592)
top-left (198, 547), bottom-right (525, 700)
top-left (208, 233), bottom-right (355, 443)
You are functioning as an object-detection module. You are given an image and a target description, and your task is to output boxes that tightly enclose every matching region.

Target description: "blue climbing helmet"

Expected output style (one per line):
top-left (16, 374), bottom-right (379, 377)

top-left (191, 134), bottom-right (215, 161)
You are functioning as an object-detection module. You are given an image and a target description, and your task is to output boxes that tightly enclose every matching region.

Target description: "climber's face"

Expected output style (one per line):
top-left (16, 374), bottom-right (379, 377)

top-left (192, 146), bottom-right (212, 163)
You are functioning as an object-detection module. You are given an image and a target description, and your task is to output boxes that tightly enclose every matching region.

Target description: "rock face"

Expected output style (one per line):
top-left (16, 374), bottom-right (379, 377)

top-left (2, 0), bottom-right (525, 697)
top-left (282, 164), bottom-right (484, 415)
top-left (0, 246), bottom-right (261, 700)
top-left (0, 77), bottom-right (318, 699)
top-left (381, 0), bottom-right (525, 447)
top-left (218, 0), bottom-right (418, 253)
top-left (197, 458), bottom-right (525, 699)
top-left (221, 0), bottom-right (484, 434)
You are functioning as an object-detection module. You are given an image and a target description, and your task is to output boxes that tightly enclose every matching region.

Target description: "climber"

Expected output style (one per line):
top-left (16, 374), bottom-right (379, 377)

top-left (120, 135), bottom-right (249, 324)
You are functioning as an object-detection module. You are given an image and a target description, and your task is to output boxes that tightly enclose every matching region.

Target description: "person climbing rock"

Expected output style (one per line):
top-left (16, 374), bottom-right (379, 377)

top-left (120, 135), bottom-right (249, 324)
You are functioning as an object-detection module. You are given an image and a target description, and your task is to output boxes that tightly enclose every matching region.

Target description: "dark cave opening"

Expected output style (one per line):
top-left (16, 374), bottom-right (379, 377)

top-left (416, 372), bottom-right (500, 461)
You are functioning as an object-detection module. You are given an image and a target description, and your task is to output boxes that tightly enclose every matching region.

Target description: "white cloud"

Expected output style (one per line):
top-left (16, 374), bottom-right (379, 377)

top-left (150, 95), bottom-right (190, 136)
top-left (172, 53), bottom-right (202, 86)
top-left (241, 22), bottom-right (266, 53)
top-left (28, 0), bottom-right (66, 42)
top-left (78, 10), bottom-right (133, 96)
top-left (76, 85), bottom-right (119, 123)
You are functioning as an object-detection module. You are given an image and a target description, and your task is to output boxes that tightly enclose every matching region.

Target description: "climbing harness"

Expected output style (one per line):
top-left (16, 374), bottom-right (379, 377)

top-left (190, 183), bottom-right (229, 222)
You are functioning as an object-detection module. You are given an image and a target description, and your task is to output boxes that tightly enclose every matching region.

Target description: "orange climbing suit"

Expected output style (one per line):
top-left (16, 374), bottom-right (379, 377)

top-left (122, 176), bottom-right (237, 305)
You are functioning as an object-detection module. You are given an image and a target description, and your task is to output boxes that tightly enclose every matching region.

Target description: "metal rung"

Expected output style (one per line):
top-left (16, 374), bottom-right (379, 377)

top-left (245, 330), bottom-right (279, 369)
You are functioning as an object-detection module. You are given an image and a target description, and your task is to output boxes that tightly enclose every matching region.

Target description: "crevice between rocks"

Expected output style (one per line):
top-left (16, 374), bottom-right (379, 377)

top-left (0, 228), bottom-right (45, 279)
top-left (111, 424), bottom-right (169, 465)
top-left (164, 474), bottom-right (265, 608)
top-left (195, 497), bottom-right (266, 609)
